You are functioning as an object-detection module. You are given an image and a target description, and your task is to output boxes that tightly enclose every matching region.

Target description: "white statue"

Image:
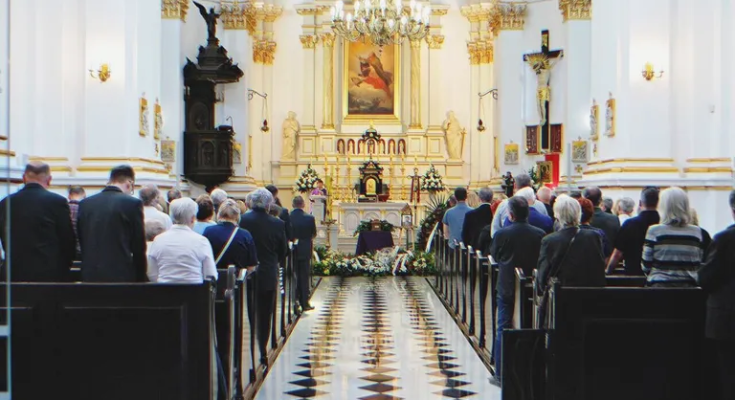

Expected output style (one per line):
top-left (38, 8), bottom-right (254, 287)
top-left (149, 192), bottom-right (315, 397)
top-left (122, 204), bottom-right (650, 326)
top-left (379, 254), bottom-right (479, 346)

top-left (281, 111), bottom-right (300, 160)
top-left (442, 111), bottom-right (466, 160)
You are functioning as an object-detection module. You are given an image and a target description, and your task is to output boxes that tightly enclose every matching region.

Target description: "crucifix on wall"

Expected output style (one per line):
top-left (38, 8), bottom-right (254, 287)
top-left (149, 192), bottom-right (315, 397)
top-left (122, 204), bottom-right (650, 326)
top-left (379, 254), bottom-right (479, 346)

top-left (523, 30), bottom-right (563, 153)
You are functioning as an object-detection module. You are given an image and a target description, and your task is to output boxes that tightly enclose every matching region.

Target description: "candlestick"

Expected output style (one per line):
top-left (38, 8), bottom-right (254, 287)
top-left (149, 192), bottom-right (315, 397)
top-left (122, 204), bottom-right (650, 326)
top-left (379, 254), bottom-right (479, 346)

top-left (400, 155), bottom-right (407, 201)
top-left (346, 155), bottom-right (353, 202)
top-left (334, 158), bottom-right (341, 201)
top-left (389, 155), bottom-right (395, 200)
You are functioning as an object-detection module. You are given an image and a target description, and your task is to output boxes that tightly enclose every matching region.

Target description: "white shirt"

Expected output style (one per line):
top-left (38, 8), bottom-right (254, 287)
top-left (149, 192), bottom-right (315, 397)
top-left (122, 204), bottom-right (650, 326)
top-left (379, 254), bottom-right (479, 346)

top-left (147, 225), bottom-right (218, 283)
top-left (619, 214), bottom-right (632, 225)
top-left (490, 198), bottom-right (548, 238)
top-left (144, 206), bottom-right (173, 230)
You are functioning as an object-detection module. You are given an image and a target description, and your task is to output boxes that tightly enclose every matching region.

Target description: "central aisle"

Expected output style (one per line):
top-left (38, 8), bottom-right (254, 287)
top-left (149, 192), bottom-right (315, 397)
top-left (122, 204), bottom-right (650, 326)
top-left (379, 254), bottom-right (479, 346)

top-left (255, 276), bottom-right (500, 399)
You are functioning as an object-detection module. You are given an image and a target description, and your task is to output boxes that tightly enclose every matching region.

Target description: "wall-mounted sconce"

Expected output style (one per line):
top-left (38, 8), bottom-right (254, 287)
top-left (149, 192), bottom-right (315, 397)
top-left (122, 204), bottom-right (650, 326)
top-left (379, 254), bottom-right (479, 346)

top-left (642, 62), bottom-right (663, 81)
top-left (89, 64), bottom-right (111, 82)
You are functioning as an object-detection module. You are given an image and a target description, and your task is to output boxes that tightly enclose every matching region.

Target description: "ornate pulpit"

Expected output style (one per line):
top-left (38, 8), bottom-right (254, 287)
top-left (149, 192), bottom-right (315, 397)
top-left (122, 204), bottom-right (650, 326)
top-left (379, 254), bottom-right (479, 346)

top-left (182, 2), bottom-right (244, 191)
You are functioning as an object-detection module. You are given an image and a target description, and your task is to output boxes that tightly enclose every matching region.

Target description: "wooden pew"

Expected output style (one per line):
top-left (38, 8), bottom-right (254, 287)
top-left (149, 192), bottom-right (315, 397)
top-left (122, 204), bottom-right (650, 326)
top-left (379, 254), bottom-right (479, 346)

top-left (513, 268), bottom-right (535, 330)
top-left (0, 282), bottom-right (215, 400)
top-left (546, 284), bottom-right (707, 400)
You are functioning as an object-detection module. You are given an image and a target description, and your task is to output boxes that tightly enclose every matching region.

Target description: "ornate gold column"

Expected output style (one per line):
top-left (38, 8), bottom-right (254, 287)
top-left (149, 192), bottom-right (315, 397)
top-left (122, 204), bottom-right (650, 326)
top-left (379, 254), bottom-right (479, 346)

top-left (558, 0), bottom-right (592, 22)
top-left (320, 33), bottom-right (336, 130)
top-left (409, 40), bottom-right (422, 129)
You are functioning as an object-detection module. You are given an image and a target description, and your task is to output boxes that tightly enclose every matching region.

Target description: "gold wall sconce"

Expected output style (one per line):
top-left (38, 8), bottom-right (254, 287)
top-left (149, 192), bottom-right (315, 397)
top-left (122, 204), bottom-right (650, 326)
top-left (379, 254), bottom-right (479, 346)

top-left (89, 64), bottom-right (111, 82)
top-left (642, 62), bottom-right (664, 81)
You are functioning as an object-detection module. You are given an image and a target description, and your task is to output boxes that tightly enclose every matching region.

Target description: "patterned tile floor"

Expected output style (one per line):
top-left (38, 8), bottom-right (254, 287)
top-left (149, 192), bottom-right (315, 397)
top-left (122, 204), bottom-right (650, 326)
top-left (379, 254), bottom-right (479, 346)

top-left (255, 276), bottom-right (500, 400)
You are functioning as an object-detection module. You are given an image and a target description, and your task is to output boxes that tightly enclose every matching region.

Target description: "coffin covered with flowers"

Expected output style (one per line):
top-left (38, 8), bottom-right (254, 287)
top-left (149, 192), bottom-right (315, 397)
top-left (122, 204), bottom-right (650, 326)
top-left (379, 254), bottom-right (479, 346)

top-left (312, 246), bottom-right (435, 277)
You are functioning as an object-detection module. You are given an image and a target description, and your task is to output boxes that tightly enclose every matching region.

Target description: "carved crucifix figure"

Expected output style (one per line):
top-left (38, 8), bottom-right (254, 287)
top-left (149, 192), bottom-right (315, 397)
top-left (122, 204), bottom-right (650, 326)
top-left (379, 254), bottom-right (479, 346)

top-left (523, 30), bottom-right (563, 150)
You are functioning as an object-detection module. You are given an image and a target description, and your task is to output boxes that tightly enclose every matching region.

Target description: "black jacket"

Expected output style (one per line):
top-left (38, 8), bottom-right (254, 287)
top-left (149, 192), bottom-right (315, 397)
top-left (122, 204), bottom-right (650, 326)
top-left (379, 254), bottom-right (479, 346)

top-left (290, 209), bottom-right (317, 261)
top-left (0, 183), bottom-right (75, 282)
top-left (77, 186), bottom-right (147, 282)
top-left (279, 206), bottom-right (292, 241)
top-left (239, 209), bottom-right (287, 291)
top-left (537, 227), bottom-right (606, 293)
top-left (491, 222), bottom-right (546, 300)
top-left (461, 203), bottom-right (493, 250)
top-left (698, 224), bottom-right (735, 340)
top-left (590, 208), bottom-right (620, 250)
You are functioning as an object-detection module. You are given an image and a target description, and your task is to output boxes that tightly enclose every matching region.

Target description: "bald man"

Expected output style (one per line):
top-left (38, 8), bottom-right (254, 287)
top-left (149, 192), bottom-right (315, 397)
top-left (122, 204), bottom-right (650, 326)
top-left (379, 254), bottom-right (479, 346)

top-left (0, 162), bottom-right (75, 281)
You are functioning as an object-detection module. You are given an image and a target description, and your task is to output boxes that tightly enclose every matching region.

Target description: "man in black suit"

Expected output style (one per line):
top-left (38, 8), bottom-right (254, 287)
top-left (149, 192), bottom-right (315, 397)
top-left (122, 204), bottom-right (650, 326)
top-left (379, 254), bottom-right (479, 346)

top-left (0, 162), bottom-right (75, 282)
top-left (77, 165), bottom-right (147, 282)
top-left (489, 197), bottom-right (545, 383)
top-left (584, 186), bottom-right (620, 249)
top-left (462, 187), bottom-right (494, 250)
top-left (697, 190), bottom-right (735, 400)
top-left (240, 188), bottom-right (287, 366)
top-left (266, 184), bottom-right (292, 240)
top-left (290, 195), bottom-right (317, 312)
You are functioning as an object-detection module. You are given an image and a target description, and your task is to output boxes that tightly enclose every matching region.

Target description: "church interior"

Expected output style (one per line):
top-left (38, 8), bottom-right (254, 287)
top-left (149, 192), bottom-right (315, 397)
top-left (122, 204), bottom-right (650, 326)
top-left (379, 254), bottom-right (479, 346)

top-left (0, 0), bottom-right (734, 399)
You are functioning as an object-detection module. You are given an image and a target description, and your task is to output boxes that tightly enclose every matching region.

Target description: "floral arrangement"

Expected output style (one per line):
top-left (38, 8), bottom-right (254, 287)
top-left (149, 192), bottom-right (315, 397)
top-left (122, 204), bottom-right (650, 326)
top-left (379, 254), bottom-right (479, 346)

top-left (312, 246), bottom-right (436, 277)
top-left (295, 164), bottom-right (320, 193)
top-left (417, 194), bottom-right (450, 250)
top-left (527, 166), bottom-right (542, 191)
top-left (420, 164), bottom-right (446, 193)
top-left (353, 220), bottom-right (396, 236)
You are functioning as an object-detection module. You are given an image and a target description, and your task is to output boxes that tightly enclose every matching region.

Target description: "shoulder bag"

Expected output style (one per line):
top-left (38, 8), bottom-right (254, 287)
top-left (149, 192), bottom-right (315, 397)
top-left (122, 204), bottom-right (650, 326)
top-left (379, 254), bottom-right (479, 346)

top-left (214, 227), bottom-right (239, 266)
top-left (536, 228), bottom-right (580, 328)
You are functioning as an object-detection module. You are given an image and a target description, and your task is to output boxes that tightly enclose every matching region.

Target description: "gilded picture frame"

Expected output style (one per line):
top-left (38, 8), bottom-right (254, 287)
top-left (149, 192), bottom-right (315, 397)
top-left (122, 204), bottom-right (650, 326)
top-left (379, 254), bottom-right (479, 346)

top-left (161, 140), bottom-right (176, 163)
top-left (139, 96), bottom-right (149, 137)
top-left (572, 140), bottom-right (588, 163)
top-left (504, 143), bottom-right (520, 165)
top-left (590, 99), bottom-right (599, 140)
top-left (342, 41), bottom-right (401, 124)
top-left (536, 160), bottom-right (553, 184)
top-left (605, 92), bottom-right (616, 137)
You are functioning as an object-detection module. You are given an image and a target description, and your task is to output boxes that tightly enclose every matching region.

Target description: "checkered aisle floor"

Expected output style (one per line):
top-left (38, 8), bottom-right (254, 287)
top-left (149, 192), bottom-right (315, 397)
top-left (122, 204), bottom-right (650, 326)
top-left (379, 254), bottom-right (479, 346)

top-left (255, 276), bottom-right (500, 400)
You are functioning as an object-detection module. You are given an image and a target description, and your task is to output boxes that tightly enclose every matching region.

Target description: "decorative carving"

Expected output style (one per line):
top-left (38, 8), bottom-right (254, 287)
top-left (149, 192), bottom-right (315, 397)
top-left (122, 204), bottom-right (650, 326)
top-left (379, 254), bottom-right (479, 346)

top-left (320, 33), bottom-right (336, 48)
top-left (300, 35), bottom-right (318, 49)
top-left (220, 1), bottom-right (256, 33)
top-left (498, 2), bottom-right (527, 31)
top-left (460, 4), bottom-right (492, 23)
top-left (605, 92), bottom-right (616, 137)
top-left (590, 99), bottom-right (599, 140)
top-left (426, 35), bottom-right (445, 49)
top-left (559, 0), bottom-right (592, 21)
top-left (253, 40), bottom-right (276, 65)
top-left (468, 42), bottom-right (481, 65)
top-left (295, 5), bottom-right (330, 16)
top-left (139, 95), bottom-right (149, 137)
top-left (154, 98), bottom-right (163, 140)
top-left (161, 0), bottom-right (189, 21)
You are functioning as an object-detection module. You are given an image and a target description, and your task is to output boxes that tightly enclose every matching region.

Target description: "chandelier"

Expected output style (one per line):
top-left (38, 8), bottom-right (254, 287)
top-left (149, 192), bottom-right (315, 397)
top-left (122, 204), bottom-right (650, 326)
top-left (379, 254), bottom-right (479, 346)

top-left (331, 0), bottom-right (431, 47)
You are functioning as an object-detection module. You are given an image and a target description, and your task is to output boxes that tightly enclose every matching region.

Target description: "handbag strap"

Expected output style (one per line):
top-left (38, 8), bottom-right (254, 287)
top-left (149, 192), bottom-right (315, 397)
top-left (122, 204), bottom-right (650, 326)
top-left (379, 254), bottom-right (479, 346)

top-left (545, 227), bottom-right (580, 289)
top-left (215, 226), bottom-right (239, 265)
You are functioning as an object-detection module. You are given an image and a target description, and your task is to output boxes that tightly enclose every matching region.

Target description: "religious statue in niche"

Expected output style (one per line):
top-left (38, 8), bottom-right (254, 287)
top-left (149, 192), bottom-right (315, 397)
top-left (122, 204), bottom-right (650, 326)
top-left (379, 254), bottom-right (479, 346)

top-left (605, 92), bottom-right (616, 137)
top-left (281, 111), bottom-right (300, 160)
top-left (590, 99), bottom-right (599, 139)
top-left (139, 95), bottom-right (149, 137)
top-left (193, 2), bottom-right (220, 43)
top-left (397, 139), bottom-right (406, 155)
top-left (347, 140), bottom-right (355, 154)
top-left (442, 111), bottom-right (466, 160)
top-left (154, 98), bottom-right (163, 140)
top-left (337, 140), bottom-right (346, 155)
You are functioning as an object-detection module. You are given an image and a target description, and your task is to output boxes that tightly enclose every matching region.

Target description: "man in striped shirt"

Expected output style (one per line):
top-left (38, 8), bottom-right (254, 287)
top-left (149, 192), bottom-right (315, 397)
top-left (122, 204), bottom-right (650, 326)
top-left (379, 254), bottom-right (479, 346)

top-left (642, 187), bottom-right (708, 287)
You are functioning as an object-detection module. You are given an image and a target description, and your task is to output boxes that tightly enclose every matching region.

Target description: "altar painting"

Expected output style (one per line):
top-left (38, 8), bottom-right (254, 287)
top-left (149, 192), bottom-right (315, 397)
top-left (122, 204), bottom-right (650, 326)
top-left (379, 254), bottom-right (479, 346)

top-left (344, 41), bottom-right (400, 121)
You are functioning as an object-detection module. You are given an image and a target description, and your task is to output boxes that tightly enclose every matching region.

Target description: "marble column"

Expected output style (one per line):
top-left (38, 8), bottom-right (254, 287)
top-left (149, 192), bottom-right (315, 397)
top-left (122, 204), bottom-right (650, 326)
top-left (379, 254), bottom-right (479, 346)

top-left (409, 40), bottom-right (421, 130)
top-left (494, 3), bottom-right (527, 177)
top-left (561, 6), bottom-right (591, 184)
top-left (160, 0), bottom-right (187, 178)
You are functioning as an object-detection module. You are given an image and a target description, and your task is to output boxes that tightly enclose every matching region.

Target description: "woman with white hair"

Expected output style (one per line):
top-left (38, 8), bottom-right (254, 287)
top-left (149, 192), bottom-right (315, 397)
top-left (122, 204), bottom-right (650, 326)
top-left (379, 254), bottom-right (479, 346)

top-left (203, 199), bottom-right (258, 270)
top-left (616, 197), bottom-right (636, 225)
top-left (537, 195), bottom-right (606, 295)
top-left (147, 198), bottom-right (217, 283)
top-left (642, 187), bottom-right (707, 287)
